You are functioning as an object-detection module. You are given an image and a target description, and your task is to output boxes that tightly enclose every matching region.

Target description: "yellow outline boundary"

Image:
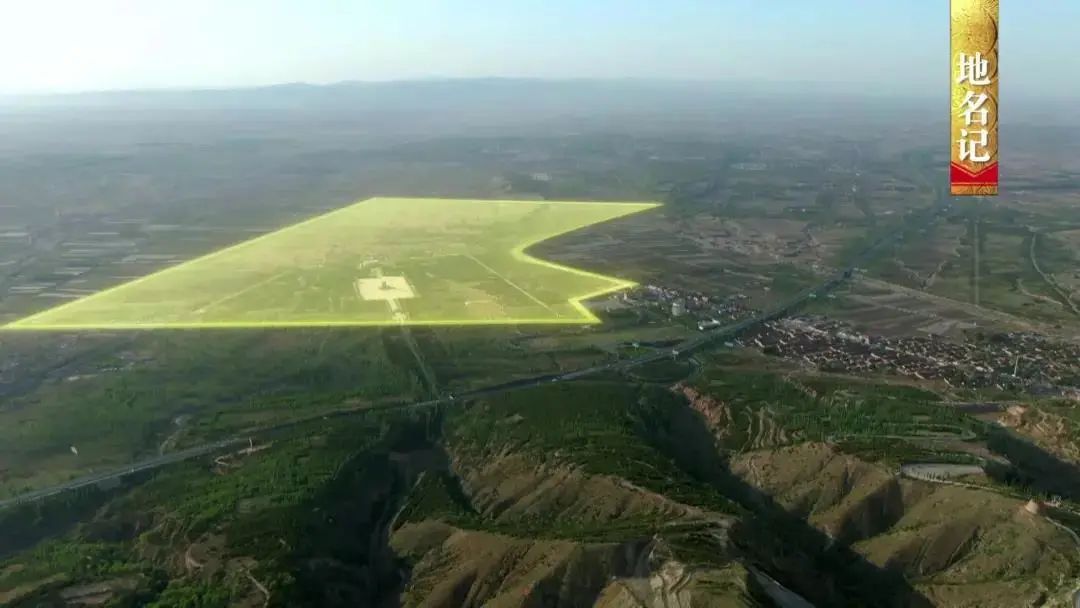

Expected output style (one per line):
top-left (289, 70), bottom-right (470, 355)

top-left (1, 198), bottom-right (660, 331)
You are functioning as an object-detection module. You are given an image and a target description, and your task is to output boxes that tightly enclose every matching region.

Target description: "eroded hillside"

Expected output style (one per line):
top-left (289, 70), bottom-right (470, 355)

top-left (2, 367), bottom-right (1079, 608)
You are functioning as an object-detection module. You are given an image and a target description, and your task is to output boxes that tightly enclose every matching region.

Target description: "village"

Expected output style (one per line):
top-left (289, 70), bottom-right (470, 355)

top-left (738, 315), bottom-right (1080, 397)
top-left (614, 281), bottom-right (1080, 399)
top-left (613, 284), bottom-right (758, 327)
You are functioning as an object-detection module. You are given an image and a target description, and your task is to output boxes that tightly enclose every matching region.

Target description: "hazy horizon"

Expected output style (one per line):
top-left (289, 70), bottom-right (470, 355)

top-left (2, 1), bottom-right (1078, 98)
top-left (0, 76), bottom-right (952, 99)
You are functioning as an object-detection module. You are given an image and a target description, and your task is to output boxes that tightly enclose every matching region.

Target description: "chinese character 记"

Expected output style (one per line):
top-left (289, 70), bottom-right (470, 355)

top-left (956, 52), bottom-right (992, 86)
top-left (958, 128), bottom-right (991, 163)
top-left (960, 91), bottom-right (990, 126)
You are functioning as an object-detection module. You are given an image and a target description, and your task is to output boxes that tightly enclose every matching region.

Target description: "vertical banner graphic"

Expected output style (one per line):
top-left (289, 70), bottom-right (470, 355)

top-left (950, 0), bottom-right (999, 196)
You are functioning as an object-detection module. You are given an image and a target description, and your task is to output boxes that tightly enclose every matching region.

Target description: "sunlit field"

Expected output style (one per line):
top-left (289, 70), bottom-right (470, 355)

top-left (2, 198), bottom-right (659, 329)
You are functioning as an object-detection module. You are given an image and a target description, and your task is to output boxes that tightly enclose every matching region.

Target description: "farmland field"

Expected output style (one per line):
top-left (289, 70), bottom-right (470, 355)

top-left (2, 198), bottom-right (658, 330)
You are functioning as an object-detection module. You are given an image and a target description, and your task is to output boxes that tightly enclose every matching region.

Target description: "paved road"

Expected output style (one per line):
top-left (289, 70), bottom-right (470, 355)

top-left (0, 438), bottom-right (245, 510)
top-left (0, 201), bottom-right (945, 511)
top-left (749, 567), bottom-right (816, 608)
top-left (901, 460), bottom-right (1080, 607)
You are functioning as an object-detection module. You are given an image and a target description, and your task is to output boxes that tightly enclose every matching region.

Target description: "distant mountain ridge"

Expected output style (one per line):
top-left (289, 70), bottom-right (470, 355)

top-left (1, 77), bottom-right (934, 113)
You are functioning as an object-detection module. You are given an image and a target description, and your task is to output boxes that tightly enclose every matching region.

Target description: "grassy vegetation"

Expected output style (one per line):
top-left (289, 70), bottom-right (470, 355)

top-left (448, 381), bottom-right (741, 517)
top-left (1028, 400), bottom-right (1080, 430)
top-left (691, 366), bottom-right (984, 460)
top-left (144, 580), bottom-right (231, 608)
top-left (0, 330), bottom-right (421, 498)
top-left (3, 89), bottom-right (1074, 608)
top-left (0, 363), bottom-right (1052, 608)
top-left (126, 434), bottom-right (367, 539)
top-left (3, 198), bottom-right (657, 329)
top-left (833, 437), bottom-right (982, 466)
top-left (0, 540), bottom-right (138, 592)
top-left (916, 210), bottom-right (1080, 324)
top-left (766, 264), bottom-right (822, 300)
top-left (859, 212), bottom-right (982, 286)
top-left (0, 411), bottom-right (420, 607)
top-left (395, 471), bottom-right (476, 524)
top-left (424, 327), bottom-right (611, 392)
top-left (396, 470), bottom-right (694, 543)
top-left (797, 375), bottom-right (943, 403)
top-left (627, 358), bottom-right (695, 383)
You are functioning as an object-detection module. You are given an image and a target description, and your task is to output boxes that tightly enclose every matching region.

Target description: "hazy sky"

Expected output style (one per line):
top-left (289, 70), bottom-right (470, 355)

top-left (1, 0), bottom-right (1077, 96)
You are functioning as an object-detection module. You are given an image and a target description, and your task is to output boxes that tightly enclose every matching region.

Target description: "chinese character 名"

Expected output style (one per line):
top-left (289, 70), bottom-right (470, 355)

top-left (960, 90), bottom-right (990, 127)
top-left (958, 128), bottom-right (991, 163)
top-left (956, 52), bottom-right (992, 86)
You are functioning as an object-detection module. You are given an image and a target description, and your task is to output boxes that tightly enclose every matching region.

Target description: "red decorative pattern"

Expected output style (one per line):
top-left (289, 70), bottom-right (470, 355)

top-left (950, 162), bottom-right (998, 186)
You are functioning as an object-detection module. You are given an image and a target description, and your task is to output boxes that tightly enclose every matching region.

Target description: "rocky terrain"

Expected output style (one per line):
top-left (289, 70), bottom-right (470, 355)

top-left (3, 368), bottom-right (1080, 608)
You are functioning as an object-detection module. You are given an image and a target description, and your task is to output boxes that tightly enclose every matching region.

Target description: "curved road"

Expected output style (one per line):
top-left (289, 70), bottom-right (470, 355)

top-left (899, 462), bottom-right (1080, 607)
top-left (0, 201), bottom-right (945, 511)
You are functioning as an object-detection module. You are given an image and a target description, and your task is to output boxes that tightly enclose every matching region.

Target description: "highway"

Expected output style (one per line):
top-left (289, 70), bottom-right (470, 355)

top-left (0, 200), bottom-right (945, 511)
top-left (0, 438), bottom-right (246, 510)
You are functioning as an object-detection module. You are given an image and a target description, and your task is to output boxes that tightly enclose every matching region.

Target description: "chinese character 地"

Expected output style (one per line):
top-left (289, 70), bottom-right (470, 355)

top-left (956, 52), bottom-right (992, 86)
top-left (958, 128), bottom-right (991, 163)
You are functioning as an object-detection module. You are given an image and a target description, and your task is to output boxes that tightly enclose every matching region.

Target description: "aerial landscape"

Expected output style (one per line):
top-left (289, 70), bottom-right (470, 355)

top-left (1, 2), bottom-right (1079, 608)
top-left (3, 197), bottom-right (657, 329)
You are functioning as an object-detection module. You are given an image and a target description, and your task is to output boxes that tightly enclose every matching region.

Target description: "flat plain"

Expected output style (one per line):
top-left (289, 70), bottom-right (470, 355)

top-left (2, 198), bottom-right (658, 330)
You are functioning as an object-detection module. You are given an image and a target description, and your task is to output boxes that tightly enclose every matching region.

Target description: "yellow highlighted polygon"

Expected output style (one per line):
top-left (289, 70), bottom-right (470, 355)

top-left (2, 198), bottom-right (659, 330)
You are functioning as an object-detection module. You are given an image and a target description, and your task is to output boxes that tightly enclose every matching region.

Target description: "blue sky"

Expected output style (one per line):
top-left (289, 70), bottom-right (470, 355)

top-left (0, 0), bottom-right (1076, 96)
